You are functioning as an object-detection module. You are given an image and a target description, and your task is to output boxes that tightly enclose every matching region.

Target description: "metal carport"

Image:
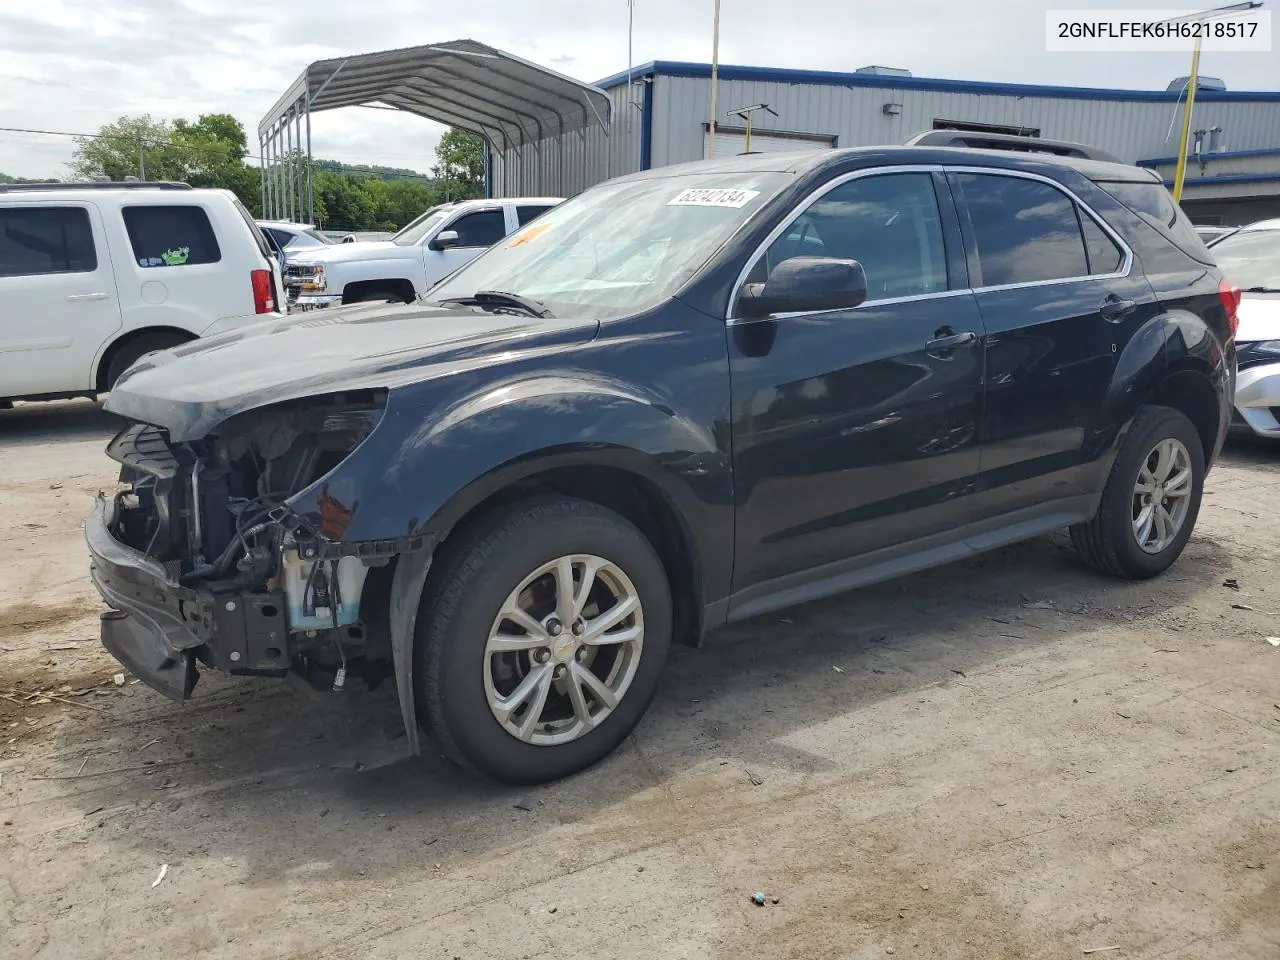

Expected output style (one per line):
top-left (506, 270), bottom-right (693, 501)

top-left (257, 39), bottom-right (612, 223)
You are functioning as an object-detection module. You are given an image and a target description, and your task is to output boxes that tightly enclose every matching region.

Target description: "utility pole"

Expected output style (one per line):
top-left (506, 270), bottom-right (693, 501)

top-left (1168, 1), bottom-right (1263, 203)
top-left (708, 0), bottom-right (721, 157)
top-left (138, 138), bottom-right (145, 180)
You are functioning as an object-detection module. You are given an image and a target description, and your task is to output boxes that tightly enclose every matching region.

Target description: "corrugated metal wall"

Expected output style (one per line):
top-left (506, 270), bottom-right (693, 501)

top-left (492, 70), bottom-right (1280, 197)
top-left (655, 76), bottom-right (1280, 167)
top-left (491, 82), bottom-right (645, 198)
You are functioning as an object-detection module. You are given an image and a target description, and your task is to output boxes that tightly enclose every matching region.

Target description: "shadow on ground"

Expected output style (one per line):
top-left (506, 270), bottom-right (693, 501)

top-left (39, 525), bottom-right (1233, 890)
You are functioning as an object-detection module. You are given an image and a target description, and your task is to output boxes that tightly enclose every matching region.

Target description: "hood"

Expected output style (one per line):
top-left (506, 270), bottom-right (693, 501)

top-left (289, 241), bottom-right (406, 265)
top-left (105, 303), bottom-right (600, 441)
top-left (1235, 293), bottom-right (1280, 344)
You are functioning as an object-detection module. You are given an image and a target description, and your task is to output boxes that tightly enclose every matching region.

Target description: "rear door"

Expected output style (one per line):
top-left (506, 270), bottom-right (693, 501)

top-left (728, 168), bottom-right (988, 604)
top-left (948, 169), bottom-right (1157, 521)
top-left (0, 202), bottom-right (121, 396)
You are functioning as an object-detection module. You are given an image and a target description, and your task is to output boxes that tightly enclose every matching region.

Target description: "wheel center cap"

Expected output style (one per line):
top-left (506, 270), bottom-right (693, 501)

top-left (553, 636), bottom-right (577, 662)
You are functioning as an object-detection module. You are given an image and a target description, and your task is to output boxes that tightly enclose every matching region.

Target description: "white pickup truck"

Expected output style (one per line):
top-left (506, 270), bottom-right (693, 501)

top-left (285, 196), bottom-right (561, 306)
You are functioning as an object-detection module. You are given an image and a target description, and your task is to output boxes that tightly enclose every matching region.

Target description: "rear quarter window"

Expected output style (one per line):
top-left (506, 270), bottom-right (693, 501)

top-left (123, 205), bottom-right (221, 268)
top-left (1097, 181), bottom-right (1213, 264)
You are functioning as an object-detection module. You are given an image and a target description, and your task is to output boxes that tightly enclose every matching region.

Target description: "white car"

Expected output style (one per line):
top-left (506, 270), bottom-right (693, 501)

top-left (0, 182), bottom-right (285, 404)
top-left (285, 197), bottom-right (561, 307)
top-left (256, 220), bottom-right (334, 255)
top-left (1211, 219), bottom-right (1280, 438)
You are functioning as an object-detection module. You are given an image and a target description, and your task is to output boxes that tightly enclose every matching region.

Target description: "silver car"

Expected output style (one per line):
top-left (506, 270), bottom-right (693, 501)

top-left (1211, 220), bottom-right (1280, 438)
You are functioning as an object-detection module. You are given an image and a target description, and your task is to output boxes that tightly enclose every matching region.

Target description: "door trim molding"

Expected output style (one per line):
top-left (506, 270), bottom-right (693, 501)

top-left (725, 495), bottom-right (1099, 622)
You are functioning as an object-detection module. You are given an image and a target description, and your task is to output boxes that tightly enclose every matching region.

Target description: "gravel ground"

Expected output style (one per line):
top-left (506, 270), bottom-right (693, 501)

top-left (2, 399), bottom-right (1279, 960)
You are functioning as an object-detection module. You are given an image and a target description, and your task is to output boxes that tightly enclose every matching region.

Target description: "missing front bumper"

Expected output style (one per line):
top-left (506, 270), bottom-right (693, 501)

top-left (86, 494), bottom-right (291, 699)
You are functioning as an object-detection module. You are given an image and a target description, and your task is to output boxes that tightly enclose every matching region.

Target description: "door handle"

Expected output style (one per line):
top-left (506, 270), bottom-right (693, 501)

top-left (1100, 295), bottom-right (1136, 321)
top-left (66, 292), bottom-right (109, 302)
top-left (925, 330), bottom-right (978, 353)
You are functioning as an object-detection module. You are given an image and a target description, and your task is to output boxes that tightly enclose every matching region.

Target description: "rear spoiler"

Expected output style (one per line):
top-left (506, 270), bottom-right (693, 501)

top-left (905, 130), bottom-right (1122, 164)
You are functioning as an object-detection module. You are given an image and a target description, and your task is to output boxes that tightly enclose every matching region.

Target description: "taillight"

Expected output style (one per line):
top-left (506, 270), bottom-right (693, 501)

top-left (1218, 278), bottom-right (1241, 339)
top-left (251, 269), bottom-right (276, 315)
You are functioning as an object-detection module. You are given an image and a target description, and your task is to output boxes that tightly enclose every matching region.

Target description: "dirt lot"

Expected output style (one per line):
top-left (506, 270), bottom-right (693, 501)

top-left (2, 399), bottom-right (1279, 960)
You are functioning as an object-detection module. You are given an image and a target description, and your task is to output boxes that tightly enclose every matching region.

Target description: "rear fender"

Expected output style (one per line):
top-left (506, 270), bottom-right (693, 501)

top-left (1102, 308), bottom-right (1231, 466)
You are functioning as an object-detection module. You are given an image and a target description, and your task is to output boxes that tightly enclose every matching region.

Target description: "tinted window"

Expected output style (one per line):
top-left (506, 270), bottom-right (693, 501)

top-left (517, 204), bottom-right (553, 226)
top-left (267, 228), bottom-right (294, 248)
top-left (448, 210), bottom-right (506, 248)
top-left (123, 205), bottom-right (221, 268)
top-left (1079, 211), bottom-right (1124, 275)
top-left (1098, 181), bottom-right (1212, 264)
top-left (759, 172), bottom-right (948, 300)
top-left (0, 206), bottom-right (97, 278)
top-left (958, 174), bottom-right (1088, 286)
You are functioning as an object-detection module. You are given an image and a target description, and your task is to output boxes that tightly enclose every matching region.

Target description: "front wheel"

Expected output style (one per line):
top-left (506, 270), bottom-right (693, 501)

top-left (1071, 406), bottom-right (1205, 579)
top-left (415, 497), bottom-right (672, 784)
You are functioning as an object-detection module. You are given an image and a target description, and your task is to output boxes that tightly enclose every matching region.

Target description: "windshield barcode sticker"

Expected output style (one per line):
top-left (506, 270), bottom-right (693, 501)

top-left (668, 188), bottom-right (760, 208)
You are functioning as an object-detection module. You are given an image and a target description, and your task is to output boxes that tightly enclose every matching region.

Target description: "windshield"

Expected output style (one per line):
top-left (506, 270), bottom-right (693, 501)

top-left (429, 172), bottom-right (792, 318)
top-left (1211, 229), bottom-right (1280, 291)
top-left (393, 206), bottom-right (451, 246)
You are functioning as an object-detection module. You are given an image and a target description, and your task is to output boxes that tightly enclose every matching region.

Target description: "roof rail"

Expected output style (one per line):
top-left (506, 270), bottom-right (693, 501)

top-left (904, 130), bottom-right (1121, 164)
top-left (0, 181), bottom-right (194, 193)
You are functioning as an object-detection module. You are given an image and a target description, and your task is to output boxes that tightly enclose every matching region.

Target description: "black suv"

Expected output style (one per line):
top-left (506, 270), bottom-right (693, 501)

top-left (90, 140), bottom-right (1237, 784)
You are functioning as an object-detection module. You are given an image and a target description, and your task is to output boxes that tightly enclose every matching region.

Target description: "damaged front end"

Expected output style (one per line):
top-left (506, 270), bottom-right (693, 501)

top-left (88, 390), bottom-right (422, 704)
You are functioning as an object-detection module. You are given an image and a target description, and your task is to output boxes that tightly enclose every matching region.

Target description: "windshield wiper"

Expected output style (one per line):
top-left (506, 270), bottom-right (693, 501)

top-left (1242, 286), bottom-right (1280, 293)
top-left (437, 290), bottom-right (554, 318)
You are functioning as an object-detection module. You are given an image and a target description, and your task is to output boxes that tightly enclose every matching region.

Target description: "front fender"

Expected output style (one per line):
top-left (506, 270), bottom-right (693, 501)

top-left (289, 369), bottom-right (733, 593)
top-left (331, 260), bottom-right (421, 293)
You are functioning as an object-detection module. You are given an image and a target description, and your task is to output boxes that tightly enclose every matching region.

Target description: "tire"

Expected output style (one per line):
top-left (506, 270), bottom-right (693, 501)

top-left (415, 496), bottom-right (673, 784)
top-left (105, 332), bottom-right (190, 390)
top-left (1071, 406), bottom-right (1205, 580)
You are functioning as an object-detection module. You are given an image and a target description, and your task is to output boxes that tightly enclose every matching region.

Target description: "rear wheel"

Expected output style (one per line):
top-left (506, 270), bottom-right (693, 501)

top-left (1071, 406), bottom-right (1205, 579)
top-left (105, 332), bottom-right (191, 390)
top-left (415, 497), bottom-right (672, 784)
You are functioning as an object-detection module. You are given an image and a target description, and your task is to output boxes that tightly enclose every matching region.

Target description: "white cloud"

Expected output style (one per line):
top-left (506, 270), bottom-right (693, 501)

top-left (1, 0), bottom-right (1277, 178)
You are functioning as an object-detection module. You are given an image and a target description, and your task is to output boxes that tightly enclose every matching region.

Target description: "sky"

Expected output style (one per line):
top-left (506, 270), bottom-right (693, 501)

top-left (0, 0), bottom-right (1277, 179)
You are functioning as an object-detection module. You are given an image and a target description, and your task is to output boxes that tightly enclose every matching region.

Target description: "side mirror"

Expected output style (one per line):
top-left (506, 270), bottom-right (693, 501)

top-left (738, 256), bottom-right (868, 319)
top-left (431, 229), bottom-right (460, 251)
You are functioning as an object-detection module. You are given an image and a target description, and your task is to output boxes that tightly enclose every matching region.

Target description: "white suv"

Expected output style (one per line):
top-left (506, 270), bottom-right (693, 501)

top-left (285, 197), bottom-right (561, 307)
top-left (0, 182), bottom-right (284, 404)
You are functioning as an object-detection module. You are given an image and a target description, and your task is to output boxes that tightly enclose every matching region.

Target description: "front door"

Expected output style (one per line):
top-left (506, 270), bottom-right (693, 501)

top-left (423, 207), bottom-right (509, 289)
top-left (947, 170), bottom-right (1158, 520)
top-left (728, 170), bottom-right (986, 607)
top-left (0, 202), bottom-right (120, 397)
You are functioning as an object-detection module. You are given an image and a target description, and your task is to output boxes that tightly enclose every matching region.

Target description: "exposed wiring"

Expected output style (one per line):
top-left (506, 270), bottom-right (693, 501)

top-left (328, 559), bottom-right (347, 692)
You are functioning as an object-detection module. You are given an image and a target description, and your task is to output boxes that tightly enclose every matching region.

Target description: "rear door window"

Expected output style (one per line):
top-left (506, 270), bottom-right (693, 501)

top-left (0, 206), bottom-right (97, 277)
top-left (517, 204), bottom-right (553, 226)
top-left (447, 210), bottom-right (506, 248)
top-left (955, 174), bottom-right (1089, 287)
top-left (123, 205), bottom-right (221, 268)
top-left (1079, 212), bottom-right (1125, 275)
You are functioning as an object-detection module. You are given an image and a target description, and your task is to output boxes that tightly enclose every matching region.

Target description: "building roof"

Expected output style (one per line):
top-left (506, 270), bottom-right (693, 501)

top-left (598, 60), bottom-right (1280, 104)
top-left (260, 40), bottom-right (612, 152)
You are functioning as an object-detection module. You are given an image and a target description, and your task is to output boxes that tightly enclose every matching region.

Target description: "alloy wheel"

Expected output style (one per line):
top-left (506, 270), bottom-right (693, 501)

top-left (1132, 437), bottom-right (1193, 554)
top-left (483, 554), bottom-right (644, 746)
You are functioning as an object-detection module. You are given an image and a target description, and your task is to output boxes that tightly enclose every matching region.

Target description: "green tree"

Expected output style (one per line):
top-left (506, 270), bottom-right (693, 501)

top-left (431, 128), bottom-right (485, 200)
top-left (70, 113), bottom-right (262, 214)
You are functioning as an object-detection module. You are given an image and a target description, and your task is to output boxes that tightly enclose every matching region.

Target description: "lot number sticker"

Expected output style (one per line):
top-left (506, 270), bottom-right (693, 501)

top-left (668, 188), bottom-right (760, 208)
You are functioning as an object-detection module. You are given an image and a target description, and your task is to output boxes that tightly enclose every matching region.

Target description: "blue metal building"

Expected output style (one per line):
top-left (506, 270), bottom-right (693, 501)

top-left (491, 60), bottom-right (1280, 224)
